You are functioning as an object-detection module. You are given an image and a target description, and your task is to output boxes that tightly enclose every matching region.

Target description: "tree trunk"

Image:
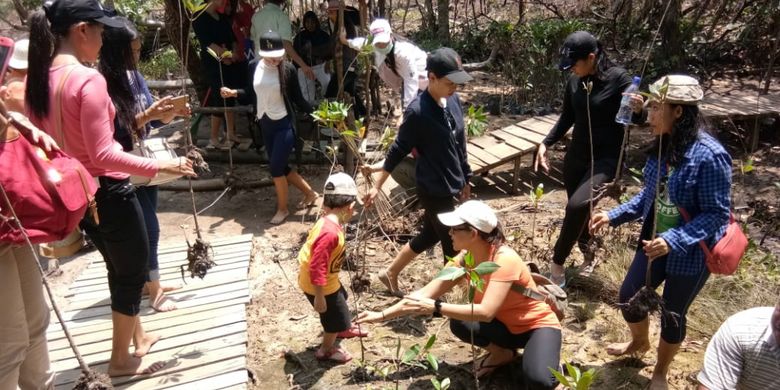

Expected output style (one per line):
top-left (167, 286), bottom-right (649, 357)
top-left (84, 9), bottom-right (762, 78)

top-left (437, 0), bottom-right (450, 43)
top-left (378, 0), bottom-right (387, 18)
top-left (424, 0), bottom-right (436, 32)
top-left (762, 9), bottom-right (780, 95)
top-left (659, 0), bottom-right (682, 72)
top-left (163, 0), bottom-right (208, 103)
top-left (12, 0), bottom-right (29, 24)
top-left (517, 0), bottom-right (524, 24)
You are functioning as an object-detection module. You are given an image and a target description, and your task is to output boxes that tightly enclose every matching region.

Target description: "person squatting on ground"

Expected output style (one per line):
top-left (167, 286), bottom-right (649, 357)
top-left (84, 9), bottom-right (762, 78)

top-left (297, 173), bottom-right (368, 364)
top-left (0, 71), bottom-right (59, 390)
top-left (99, 16), bottom-right (190, 312)
top-left (363, 47), bottom-right (473, 297)
top-left (25, 0), bottom-right (195, 376)
top-left (292, 11), bottom-right (331, 105)
top-left (535, 31), bottom-right (641, 286)
top-left (357, 201), bottom-right (561, 389)
top-left (697, 300), bottom-right (780, 390)
top-left (590, 75), bottom-right (732, 390)
top-left (350, 18), bottom-right (429, 197)
top-left (192, 0), bottom-right (242, 150)
top-left (221, 31), bottom-right (318, 225)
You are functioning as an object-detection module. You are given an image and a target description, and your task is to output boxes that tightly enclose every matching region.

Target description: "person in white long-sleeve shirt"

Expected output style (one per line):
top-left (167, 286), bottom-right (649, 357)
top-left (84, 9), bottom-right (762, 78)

top-left (346, 19), bottom-right (428, 196)
top-left (341, 18), bottom-right (428, 110)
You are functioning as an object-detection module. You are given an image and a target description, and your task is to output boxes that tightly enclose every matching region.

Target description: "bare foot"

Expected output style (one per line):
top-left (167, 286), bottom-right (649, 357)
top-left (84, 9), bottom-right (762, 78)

top-left (151, 295), bottom-right (177, 312)
top-left (133, 333), bottom-right (162, 357)
top-left (108, 356), bottom-right (166, 377)
top-left (270, 210), bottom-right (289, 225)
top-left (297, 191), bottom-right (319, 209)
top-left (648, 375), bottom-right (668, 390)
top-left (377, 270), bottom-right (403, 297)
top-left (606, 339), bottom-right (651, 357)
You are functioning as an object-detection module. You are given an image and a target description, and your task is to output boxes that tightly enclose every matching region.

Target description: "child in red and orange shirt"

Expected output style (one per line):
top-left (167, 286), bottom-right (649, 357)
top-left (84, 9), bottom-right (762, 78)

top-left (298, 173), bottom-right (366, 363)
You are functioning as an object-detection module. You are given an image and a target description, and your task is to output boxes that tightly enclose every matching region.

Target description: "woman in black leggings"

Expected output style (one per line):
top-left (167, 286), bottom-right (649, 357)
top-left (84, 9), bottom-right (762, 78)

top-left (357, 201), bottom-right (561, 389)
top-left (535, 31), bottom-right (639, 286)
top-left (591, 75), bottom-right (731, 390)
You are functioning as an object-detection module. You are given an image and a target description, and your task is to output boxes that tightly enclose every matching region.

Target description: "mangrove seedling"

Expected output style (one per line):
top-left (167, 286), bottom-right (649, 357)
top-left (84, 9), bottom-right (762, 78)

top-left (549, 362), bottom-right (596, 390)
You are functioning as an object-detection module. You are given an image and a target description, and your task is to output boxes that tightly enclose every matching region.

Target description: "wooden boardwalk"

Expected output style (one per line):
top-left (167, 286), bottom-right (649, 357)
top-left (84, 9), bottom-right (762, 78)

top-left (467, 114), bottom-right (557, 193)
top-left (48, 234), bottom-right (253, 390)
top-left (468, 90), bottom-right (780, 193)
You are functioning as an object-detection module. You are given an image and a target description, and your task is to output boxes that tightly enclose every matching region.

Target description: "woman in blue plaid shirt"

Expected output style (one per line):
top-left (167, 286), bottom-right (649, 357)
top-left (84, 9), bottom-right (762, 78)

top-left (591, 75), bottom-right (732, 390)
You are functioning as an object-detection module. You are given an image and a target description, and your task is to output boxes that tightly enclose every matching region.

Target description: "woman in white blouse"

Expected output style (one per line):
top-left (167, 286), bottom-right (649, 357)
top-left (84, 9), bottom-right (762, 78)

top-left (222, 31), bottom-right (317, 224)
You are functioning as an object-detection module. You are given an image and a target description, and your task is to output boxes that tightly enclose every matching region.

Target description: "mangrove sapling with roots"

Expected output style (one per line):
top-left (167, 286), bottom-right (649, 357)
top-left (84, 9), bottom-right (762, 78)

top-left (182, 236), bottom-right (216, 281)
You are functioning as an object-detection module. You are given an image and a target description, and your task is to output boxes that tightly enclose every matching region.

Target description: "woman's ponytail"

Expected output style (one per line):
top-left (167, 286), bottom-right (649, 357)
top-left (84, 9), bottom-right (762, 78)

top-left (26, 9), bottom-right (56, 120)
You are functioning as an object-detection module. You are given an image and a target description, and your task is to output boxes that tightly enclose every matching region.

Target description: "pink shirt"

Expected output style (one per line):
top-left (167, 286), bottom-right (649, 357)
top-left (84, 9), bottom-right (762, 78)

top-left (30, 64), bottom-right (158, 179)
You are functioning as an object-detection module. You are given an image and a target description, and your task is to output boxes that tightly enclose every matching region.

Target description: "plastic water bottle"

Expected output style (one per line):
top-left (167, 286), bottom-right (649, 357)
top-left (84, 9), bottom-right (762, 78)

top-left (615, 76), bottom-right (642, 125)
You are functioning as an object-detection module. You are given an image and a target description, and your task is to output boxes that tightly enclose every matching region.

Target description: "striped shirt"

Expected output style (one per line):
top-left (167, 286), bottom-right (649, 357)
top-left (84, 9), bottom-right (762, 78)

top-left (697, 307), bottom-right (780, 390)
top-left (607, 133), bottom-right (731, 275)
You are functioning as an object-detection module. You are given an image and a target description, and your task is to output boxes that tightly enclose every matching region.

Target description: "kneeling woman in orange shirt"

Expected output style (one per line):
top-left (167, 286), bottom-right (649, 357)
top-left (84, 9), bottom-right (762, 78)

top-left (356, 200), bottom-right (561, 388)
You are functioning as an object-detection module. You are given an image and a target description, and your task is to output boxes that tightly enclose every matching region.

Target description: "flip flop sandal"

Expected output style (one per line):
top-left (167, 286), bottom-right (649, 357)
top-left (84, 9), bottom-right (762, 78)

top-left (546, 272), bottom-right (567, 289)
top-left (315, 346), bottom-right (352, 364)
top-left (578, 258), bottom-right (600, 277)
top-left (296, 192), bottom-right (320, 209)
top-left (337, 324), bottom-right (369, 339)
top-left (475, 351), bottom-right (517, 378)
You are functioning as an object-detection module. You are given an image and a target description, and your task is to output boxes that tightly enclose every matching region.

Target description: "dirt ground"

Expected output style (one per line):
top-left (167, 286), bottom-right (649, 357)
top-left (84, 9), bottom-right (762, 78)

top-left (46, 75), bottom-right (780, 390)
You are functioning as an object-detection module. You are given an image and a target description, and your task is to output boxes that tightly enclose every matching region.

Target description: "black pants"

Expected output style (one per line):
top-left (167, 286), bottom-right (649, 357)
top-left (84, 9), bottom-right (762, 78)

top-left (408, 193), bottom-right (457, 262)
top-left (304, 286), bottom-right (351, 333)
top-left (552, 154), bottom-right (616, 265)
top-left (80, 177), bottom-right (149, 316)
top-left (618, 214), bottom-right (710, 344)
top-left (325, 71), bottom-right (366, 117)
top-left (450, 319), bottom-right (561, 390)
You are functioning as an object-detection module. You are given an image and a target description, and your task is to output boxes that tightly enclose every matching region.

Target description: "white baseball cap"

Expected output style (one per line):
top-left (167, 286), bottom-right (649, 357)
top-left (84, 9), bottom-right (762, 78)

top-left (9, 39), bottom-right (29, 70)
top-left (323, 172), bottom-right (357, 197)
top-left (369, 19), bottom-right (392, 45)
top-left (437, 200), bottom-right (498, 234)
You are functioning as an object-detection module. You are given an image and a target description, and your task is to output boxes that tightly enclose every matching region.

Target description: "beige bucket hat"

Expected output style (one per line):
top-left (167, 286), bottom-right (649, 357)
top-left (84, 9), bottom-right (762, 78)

top-left (647, 74), bottom-right (704, 105)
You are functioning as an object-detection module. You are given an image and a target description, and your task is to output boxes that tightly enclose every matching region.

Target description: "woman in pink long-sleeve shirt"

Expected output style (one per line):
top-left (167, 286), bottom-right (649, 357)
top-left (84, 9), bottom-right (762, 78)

top-left (25, 0), bottom-right (195, 378)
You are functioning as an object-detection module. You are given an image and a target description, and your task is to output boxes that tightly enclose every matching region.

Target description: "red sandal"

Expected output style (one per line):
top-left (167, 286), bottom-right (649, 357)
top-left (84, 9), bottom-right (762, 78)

top-left (315, 346), bottom-right (352, 364)
top-left (337, 324), bottom-right (369, 339)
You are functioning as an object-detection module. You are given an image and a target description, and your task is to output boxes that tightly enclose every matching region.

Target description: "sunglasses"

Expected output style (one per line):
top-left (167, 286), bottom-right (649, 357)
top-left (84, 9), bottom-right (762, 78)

top-left (450, 224), bottom-right (472, 232)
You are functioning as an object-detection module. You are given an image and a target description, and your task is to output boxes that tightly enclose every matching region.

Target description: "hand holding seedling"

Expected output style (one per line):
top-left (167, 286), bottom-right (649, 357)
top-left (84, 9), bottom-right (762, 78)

top-left (641, 237), bottom-right (670, 260)
top-left (314, 294), bottom-right (327, 313)
top-left (403, 295), bottom-right (436, 315)
top-left (460, 184), bottom-right (471, 201)
top-left (355, 310), bottom-right (384, 324)
top-left (220, 87), bottom-right (238, 99)
top-left (589, 211), bottom-right (610, 233)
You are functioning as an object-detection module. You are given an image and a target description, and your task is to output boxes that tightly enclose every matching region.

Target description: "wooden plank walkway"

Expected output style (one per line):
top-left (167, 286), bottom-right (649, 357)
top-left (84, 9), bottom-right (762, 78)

top-left (467, 114), bottom-right (558, 193)
top-left (468, 90), bottom-right (780, 193)
top-left (48, 234), bottom-right (253, 390)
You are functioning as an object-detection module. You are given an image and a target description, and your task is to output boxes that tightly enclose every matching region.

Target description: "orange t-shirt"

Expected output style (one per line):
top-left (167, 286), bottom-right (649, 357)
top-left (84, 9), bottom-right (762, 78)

top-left (474, 246), bottom-right (561, 334)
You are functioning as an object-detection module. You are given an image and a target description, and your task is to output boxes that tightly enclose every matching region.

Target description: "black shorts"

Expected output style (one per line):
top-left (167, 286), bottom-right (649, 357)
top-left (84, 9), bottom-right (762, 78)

top-left (304, 286), bottom-right (351, 333)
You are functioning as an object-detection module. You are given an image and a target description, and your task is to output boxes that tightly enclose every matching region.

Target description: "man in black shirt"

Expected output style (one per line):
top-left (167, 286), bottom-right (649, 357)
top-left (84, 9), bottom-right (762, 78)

top-left (364, 47), bottom-right (473, 296)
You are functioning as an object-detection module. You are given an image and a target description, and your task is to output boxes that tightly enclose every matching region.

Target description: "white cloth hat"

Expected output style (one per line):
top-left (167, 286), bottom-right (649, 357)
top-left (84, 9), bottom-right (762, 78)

top-left (323, 172), bottom-right (357, 197)
top-left (648, 74), bottom-right (703, 105)
top-left (369, 19), bottom-right (392, 45)
top-left (437, 200), bottom-right (498, 234)
top-left (9, 39), bottom-right (29, 70)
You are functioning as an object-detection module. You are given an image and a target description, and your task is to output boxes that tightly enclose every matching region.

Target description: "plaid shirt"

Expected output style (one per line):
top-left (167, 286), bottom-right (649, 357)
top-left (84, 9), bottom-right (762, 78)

top-left (608, 133), bottom-right (732, 275)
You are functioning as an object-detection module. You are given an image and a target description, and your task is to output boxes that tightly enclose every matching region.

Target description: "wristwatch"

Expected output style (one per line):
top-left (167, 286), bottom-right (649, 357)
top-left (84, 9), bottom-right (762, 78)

top-left (433, 299), bottom-right (443, 318)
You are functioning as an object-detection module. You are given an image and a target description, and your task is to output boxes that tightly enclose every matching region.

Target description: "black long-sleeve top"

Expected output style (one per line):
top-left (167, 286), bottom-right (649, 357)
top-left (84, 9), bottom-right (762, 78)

top-left (383, 91), bottom-right (472, 197)
top-left (543, 67), bottom-right (632, 161)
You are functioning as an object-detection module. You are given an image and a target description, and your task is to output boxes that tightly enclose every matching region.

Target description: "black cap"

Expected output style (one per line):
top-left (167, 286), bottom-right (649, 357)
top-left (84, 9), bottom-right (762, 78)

top-left (258, 30), bottom-right (285, 58)
top-left (44, 0), bottom-right (123, 29)
top-left (558, 31), bottom-right (599, 71)
top-left (426, 47), bottom-right (473, 84)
